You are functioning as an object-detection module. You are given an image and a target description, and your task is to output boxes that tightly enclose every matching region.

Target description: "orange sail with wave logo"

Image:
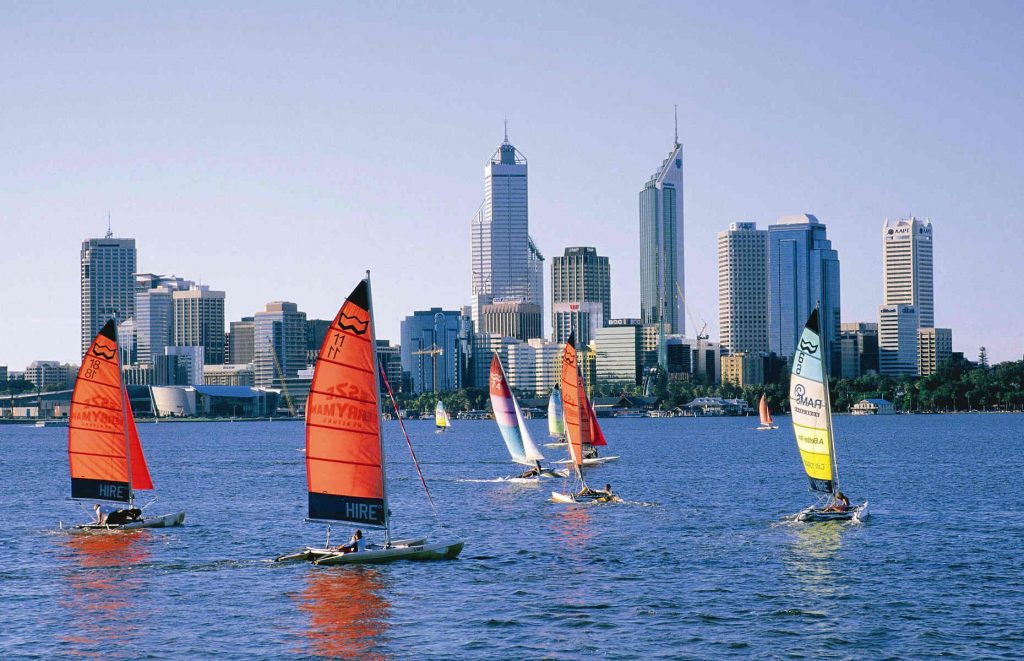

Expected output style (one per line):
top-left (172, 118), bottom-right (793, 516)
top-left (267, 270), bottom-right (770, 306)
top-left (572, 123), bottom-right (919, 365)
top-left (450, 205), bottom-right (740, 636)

top-left (560, 334), bottom-right (591, 471)
top-left (305, 279), bottom-right (387, 527)
top-left (68, 319), bottom-right (152, 503)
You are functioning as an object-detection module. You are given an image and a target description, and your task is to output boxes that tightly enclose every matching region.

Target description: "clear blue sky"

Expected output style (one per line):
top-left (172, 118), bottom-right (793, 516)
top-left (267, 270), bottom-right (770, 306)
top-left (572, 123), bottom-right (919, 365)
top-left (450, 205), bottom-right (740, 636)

top-left (2, 1), bottom-right (1022, 369)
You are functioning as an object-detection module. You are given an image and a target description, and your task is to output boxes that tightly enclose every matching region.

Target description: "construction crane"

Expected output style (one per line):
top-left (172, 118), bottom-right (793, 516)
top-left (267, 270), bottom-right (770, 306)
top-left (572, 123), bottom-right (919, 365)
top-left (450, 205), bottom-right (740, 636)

top-left (676, 281), bottom-right (708, 340)
top-left (413, 344), bottom-right (444, 394)
top-left (268, 338), bottom-right (296, 416)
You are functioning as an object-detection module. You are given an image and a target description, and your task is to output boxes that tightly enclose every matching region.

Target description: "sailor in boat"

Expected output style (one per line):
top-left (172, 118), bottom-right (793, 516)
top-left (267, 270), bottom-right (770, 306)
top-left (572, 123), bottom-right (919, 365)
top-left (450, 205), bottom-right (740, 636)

top-left (335, 529), bottom-right (365, 554)
top-left (583, 444), bottom-right (598, 460)
top-left (823, 491), bottom-right (850, 513)
top-left (92, 503), bottom-right (143, 526)
top-left (578, 483), bottom-right (619, 503)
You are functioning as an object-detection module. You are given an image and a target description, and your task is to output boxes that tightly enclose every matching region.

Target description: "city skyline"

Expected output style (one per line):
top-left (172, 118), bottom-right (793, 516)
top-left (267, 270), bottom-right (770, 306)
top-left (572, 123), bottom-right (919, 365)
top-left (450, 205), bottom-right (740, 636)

top-left (3, 3), bottom-right (1023, 369)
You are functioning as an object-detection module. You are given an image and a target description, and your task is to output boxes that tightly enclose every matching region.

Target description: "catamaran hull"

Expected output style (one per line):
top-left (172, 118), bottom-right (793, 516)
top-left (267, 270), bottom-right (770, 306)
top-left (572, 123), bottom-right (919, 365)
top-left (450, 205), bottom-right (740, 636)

top-left (553, 456), bottom-right (620, 466)
top-left (307, 539), bottom-right (464, 565)
top-left (71, 511), bottom-right (186, 532)
top-left (274, 537), bottom-right (429, 563)
top-left (756, 425), bottom-right (779, 431)
top-left (550, 491), bottom-right (622, 504)
top-left (794, 501), bottom-right (869, 523)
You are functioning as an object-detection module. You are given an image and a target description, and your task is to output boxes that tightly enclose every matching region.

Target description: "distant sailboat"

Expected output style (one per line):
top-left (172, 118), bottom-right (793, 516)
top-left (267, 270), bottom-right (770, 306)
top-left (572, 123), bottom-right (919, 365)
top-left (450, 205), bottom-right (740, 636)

top-left (489, 354), bottom-right (563, 479)
top-left (788, 308), bottom-right (868, 523)
top-left (552, 334), bottom-right (621, 504)
top-left (66, 319), bottom-right (185, 530)
top-left (546, 386), bottom-right (565, 445)
top-left (757, 394), bottom-right (778, 430)
top-left (435, 400), bottom-right (452, 433)
top-left (277, 275), bottom-right (463, 564)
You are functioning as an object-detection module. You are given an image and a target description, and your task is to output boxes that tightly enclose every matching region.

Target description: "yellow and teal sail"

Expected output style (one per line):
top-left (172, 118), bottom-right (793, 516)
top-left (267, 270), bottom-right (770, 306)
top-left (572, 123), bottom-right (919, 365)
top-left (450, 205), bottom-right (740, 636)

top-left (789, 308), bottom-right (837, 494)
top-left (547, 386), bottom-right (564, 438)
top-left (435, 400), bottom-right (451, 431)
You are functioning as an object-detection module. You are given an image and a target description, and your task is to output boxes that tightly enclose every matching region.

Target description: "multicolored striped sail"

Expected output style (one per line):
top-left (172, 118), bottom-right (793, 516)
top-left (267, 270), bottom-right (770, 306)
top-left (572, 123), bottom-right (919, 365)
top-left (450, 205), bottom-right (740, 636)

top-left (547, 386), bottom-right (564, 439)
top-left (789, 308), bottom-right (836, 493)
top-left (305, 279), bottom-right (387, 527)
top-left (560, 334), bottom-right (591, 471)
top-left (68, 319), bottom-right (153, 502)
top-left (489, 354), bottom-right (544, 466)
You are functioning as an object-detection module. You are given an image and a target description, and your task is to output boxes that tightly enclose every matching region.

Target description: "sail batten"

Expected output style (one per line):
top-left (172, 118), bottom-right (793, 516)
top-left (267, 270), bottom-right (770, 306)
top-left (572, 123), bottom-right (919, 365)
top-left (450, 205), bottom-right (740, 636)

top-left (305, 279), bottom-right (387, 527)
top-left (789, 308), bottom-right (835, 493)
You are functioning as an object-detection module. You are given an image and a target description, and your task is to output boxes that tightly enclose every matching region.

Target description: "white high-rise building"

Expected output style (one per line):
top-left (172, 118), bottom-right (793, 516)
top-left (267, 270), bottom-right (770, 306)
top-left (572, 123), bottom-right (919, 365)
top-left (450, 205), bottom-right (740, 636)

top-left (878, 304), bottom-right (920, 375)
top-left (81, 230), bottom-right (136, 356)
top-left (470, 131), bottom-right (543, 332)
top-left (717, 222), bottom-right (768, 354)
top-left (173, 285), bottom-right (226, 365)
top-left (882, 217), bottom-right (934, 328)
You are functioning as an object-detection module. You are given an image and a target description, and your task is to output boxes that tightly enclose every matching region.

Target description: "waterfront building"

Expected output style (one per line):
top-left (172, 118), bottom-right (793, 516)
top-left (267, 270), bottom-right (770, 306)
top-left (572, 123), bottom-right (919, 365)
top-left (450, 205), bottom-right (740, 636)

top-left (639, 136), bottom-right (685, 336)
top-left (172, 285), bottom-right (226, 365)
top-left (878, 305), bottom-right (920, 376)
top-left (718, 222), bottom-right (768, 354)
top-left (400, 308), bottom-right (471, 394)
top-left (81, 230), bottom-right (136, 356)
top-left (470, 132), bottom-right (543, 331)
top-left (470, 334), bottom-right (520, 389)
top-left (304, 319), bottom-right (332, 364)
top-left (883, 217), bottom-right (934, 328)
top-left (253, 302), bottom-right (308, 388)
top-left (376, 340), bottom-right (403, 393)
top-left (203, 364), bottom-right (255, 387)
top-left (25, 361), bottom-right (73, 390)
top-left (665, 337), bottom-right (722, 384)
top-left (551, 247), bottom-right (611, 342)
top-left (507, 338), bottom-right (564, 396)
top-left (721, 352), bottom-right (764, 387)
top-left (918, 327), bottom-right (953, 377)
top-left (136, 274), bottom-right (194, 371)
top-left (122, 364), bottom-right (155, 385)
top-left (480, 300), bottom-right (542, 341)
top-left (226, 317), bottom-right (255, 365)
top-left (0, 366), bottom-right (7, 384)
top-left (595, 321), bottom-right (643, 387)
top-left (767, 214), bottom-right (842, 375)
top-left (163, 345), bottom-right (205, 385)
top-left (840, 322), bottom-right (879, 378)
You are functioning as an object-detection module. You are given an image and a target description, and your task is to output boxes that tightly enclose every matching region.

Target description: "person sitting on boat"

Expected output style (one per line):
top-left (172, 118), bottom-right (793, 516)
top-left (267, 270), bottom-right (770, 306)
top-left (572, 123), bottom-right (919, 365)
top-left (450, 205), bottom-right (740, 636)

top-left (339, 529), bottom-right (365, 553)
top-left (583, 444), bottom-right (598, 460)
top-left (106, 508), bottom-right (143, 525)
top-left (825, 491), bottom-right (850, 512)
top-left (93, 503), bottom-right (113, 525)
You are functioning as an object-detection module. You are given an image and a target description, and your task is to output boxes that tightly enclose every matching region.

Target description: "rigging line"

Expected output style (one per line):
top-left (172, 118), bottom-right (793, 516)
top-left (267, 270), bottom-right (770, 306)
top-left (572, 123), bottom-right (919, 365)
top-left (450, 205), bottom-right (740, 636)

top-left (378, 360), bottom-right (440, 526)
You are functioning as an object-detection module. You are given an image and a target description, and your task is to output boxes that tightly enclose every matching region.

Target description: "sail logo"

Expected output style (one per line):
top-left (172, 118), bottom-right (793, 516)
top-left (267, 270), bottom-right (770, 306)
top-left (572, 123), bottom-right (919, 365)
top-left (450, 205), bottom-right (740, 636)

top-left (792, 384), bottom-right (823, 409)
top-left (91, 339), bottom-right (117, 360)
top-left (99, 483), bottom-right (126, 499)
top-left (337, 311), bottom-right (369, 335)
top-left (489, 373), bottom-right (504, 391)
top-left (799, 339), bottom-right (818, 355)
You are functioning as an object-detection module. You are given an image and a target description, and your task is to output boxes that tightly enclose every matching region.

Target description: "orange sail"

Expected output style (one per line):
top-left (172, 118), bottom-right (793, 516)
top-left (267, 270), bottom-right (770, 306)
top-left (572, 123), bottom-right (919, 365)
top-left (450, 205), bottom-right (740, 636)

top-left (759, 393), bottom-right (773, 425)
top-left (68, 319), bottom-right (152, 502)
top-left (560, 334), bottom-right (591, 470)
top-left (305, 279), bottom-right (386, 526)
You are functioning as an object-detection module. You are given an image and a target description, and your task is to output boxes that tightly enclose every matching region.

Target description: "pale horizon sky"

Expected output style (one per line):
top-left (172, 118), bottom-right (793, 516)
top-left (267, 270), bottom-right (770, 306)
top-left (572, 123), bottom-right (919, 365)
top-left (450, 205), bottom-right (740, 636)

top-left (2, 2), bottom-right (1023, 370)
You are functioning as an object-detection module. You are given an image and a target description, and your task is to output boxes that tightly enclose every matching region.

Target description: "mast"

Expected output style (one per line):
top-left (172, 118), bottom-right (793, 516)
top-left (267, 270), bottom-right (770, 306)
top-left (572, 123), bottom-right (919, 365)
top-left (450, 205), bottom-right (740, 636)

top-left (365, 270), bottom-right (391, 546)
top-left (114, 317), bottom-right (135, 506)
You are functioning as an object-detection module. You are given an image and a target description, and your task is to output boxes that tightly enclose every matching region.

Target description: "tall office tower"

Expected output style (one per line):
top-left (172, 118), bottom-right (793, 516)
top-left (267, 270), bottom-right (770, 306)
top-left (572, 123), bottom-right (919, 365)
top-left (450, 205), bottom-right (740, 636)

top-left (917, 327), bottom-right (953, 377)
top-left (399, 308), bottom-right (471, 394)
top-left (375, 340), bottom-right (404, 393)
top-left (304, 319), bottom-right (332, 364)
top-left (227, 317), bottom-right (256, 365)
top-left (639, 136), bottom-right (684, 335)
top-left (882, 217), bottom-right (934, 328)
top-left (172, 285), bottom-right (226, 365)
top-left (839, 322), bottom-right (879, 378)
top-left (768, 214), bottom-right (842, 375)
top-left (470, 131), bottom-right (543, 330)
top-left (551, 246), bottom-right (611, 346)
top-left (253, 302), bottom-right (308, 388)
top-left (878, 304), bottom-right (920, 375)
top-left (595, 320), bottom-right (643, 387)
top-left (81, 230), bottom-right (136, 356)
top-left (717, 222), bottom-right (768, 354)
top-left (135, 274), bottom-right (194, 370)
top-left (480, 300), bottom-right (542, 341)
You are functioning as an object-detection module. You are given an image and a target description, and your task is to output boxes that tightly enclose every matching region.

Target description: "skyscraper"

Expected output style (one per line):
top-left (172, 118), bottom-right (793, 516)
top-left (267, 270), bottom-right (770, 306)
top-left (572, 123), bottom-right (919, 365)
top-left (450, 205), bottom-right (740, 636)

top-left (717, 222), bottom-right (768, 354)
top-left (767, 214), bottom-right (842, 374)
top-left (399, 308), bottom-right (471, 393)
top-left (226, 317), bottom-right (255, 365)
top-left (551, 246), bottom-right (611, 346)
top-left (878, 304), bottom-right (920, 375)
top-left (639, 136), bottom-right (684, 335)
top-left (253, 302), bottom-right (308, 388)
top-left (882, 216), bottom-right (934, 328)
top-left (136, 274), bottom-right (194, 370)
top-left (470, 131), bottom-right (543, 332)
top-left (172, 285), bottom-right (226, 365)
top-left (81, 229), bottom-right (136, 356)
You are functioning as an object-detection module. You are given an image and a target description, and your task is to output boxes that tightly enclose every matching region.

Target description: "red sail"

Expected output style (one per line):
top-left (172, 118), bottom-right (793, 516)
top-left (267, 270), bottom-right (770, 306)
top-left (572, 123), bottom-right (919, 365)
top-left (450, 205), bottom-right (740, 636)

top-left (560, 334), bottom-right (591, 469)
top-left (68, 319), bottom-right (152, 502)
top-left (759, 393), bottom-right (773, 425)
top-left (305, 279), bottom-right (386, 526)
top-left (586, 400), bottom-right (607, 447)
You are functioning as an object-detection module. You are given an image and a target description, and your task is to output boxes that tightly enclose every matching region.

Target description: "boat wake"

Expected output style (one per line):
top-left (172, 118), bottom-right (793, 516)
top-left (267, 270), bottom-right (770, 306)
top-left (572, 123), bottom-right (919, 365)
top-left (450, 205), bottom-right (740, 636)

top-left (455, 477), bottom-right (541, 484)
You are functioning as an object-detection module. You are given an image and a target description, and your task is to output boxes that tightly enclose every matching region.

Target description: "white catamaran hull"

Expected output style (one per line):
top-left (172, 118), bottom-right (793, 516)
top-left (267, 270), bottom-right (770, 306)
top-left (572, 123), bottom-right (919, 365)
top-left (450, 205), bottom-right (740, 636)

top-left (794, 501), bottom-right (869, 523)
top-left (70, 511), bottom-right (186, 532)
top-left (756, 425), bottom-right (779, 431)
top-left (553, 455), bottom-right (620, 466)
top-left (275, 537), bottom-right (429, 563)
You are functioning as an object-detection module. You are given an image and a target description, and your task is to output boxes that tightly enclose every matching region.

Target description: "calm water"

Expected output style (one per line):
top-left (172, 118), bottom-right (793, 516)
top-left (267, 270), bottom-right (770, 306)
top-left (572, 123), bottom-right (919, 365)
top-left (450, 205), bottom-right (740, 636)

top-left (2, 414), bottom-right (1023, 659)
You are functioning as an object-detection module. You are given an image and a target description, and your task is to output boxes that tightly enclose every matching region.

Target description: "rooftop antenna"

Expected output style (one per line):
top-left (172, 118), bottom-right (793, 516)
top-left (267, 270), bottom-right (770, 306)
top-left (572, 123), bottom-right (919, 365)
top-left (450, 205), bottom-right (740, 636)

top-left (504, 116), bottom-right (509, 144)
top-left (674, 104), bottom-right (679, 146)
top-left (105, 211), bottom-right (113, 239)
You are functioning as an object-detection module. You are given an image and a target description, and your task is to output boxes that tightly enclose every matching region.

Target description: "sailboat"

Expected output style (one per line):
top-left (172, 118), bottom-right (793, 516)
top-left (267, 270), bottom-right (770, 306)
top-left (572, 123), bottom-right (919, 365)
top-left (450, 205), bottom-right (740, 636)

top-left (788, 308), bottom-right (868, 523)
top-left (489, 354), bottom-right (564, 479)
top-left (543, 386), bottom-right (566, 447)
top-left (276, 276), bottom-right (463, 564)
top-left (580, 399), bottom-right (619, 464)
top-left (435, 400), bottom-right (452, 433)
top-left (66, 319), bottom-right (185, 530)
top-left (757, 393), bottom-right (778, 430)
top-left (551, 334), bottom-right (621, 504)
